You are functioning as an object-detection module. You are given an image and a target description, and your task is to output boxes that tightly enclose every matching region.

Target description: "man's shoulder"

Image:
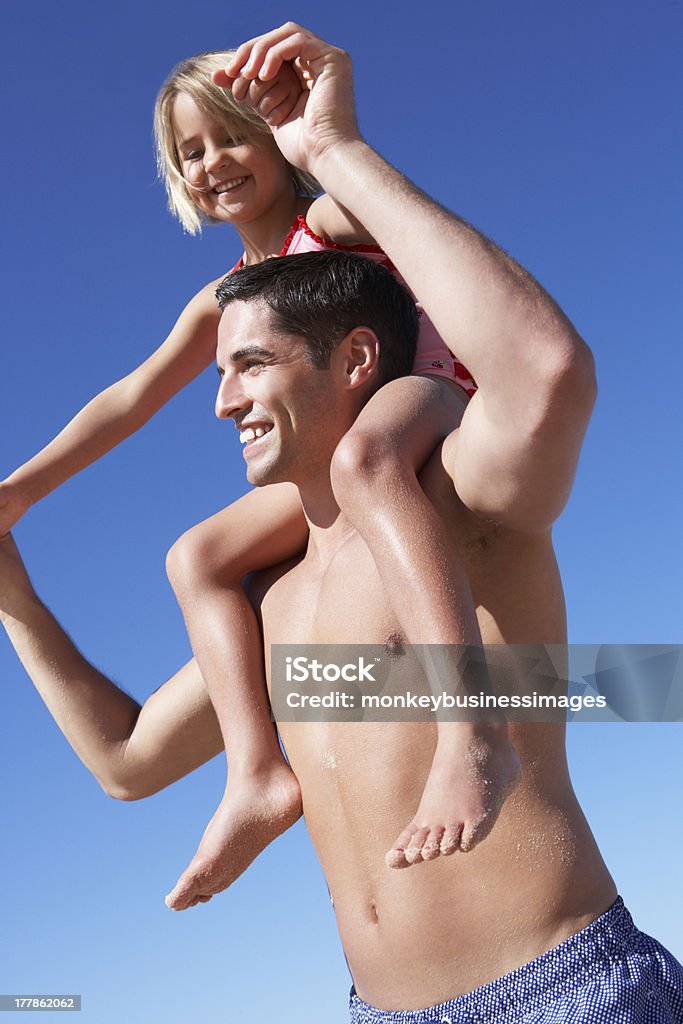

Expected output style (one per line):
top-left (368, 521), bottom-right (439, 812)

top-left (244, 556), bottom-right (305, 615)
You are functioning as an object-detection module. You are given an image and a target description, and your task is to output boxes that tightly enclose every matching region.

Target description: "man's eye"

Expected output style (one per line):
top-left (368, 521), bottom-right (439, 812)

top-left (244, 360), bottom-right (264, 372)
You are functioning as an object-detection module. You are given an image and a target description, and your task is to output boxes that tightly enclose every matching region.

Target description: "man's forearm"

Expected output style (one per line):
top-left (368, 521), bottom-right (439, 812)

top-left (313, 140), bottom-right (586, 397)
top-left (2, 596), bottom-right (222, 799)
top-left (2, 598), bottom-right (142, 797)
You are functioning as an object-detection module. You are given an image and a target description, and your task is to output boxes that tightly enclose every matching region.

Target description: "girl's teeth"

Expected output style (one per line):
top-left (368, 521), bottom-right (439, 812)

top-left (217, 177), bottom-right (246, 193)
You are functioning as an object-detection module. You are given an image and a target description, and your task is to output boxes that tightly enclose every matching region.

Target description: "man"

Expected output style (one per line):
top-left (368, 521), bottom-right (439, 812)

top-left (1, 23), bottom-right (681, 1023)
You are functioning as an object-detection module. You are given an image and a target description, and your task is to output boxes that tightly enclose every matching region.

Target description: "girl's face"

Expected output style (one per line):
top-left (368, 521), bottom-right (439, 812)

top-left (171, 92), bottom-right (292, 225)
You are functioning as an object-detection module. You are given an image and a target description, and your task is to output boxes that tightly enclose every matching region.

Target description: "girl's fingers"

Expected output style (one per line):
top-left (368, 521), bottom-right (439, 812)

top-left (212, 69), bottom-right (236, 89)
top-left (256, 85), bottom-right (293, 119)
top-left (229, 75), bottom-right (251, 103)
top-left (224, 72), bottom-right (298, 118)
top-left (248, 74), bottom-right (294, 108)
top-left (257, 92), bottom-right (299, 128)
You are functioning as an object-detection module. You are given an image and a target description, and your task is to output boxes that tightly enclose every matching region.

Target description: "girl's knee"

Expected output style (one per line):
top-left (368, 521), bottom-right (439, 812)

top-left (166, 521), bottom-right (235, 596)
top-left (165, 529), bottom-right (200, 596)
top-left (331, 429), bottom-right (401, 507)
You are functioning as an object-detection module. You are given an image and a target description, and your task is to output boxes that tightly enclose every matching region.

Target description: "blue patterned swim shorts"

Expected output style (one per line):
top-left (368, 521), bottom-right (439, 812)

top-left (349, 898), bottom-right (683, 1023)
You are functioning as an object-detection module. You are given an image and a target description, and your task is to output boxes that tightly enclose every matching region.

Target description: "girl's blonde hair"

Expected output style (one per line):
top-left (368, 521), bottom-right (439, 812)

top-left (154, 50), bottom-right (320, 236)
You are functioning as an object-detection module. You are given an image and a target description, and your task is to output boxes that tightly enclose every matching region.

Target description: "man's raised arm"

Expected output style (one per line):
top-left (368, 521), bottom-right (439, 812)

top-left (0, 535), bottom-right (222, 800)
top-left (221, 24), bottom-right (597, 532)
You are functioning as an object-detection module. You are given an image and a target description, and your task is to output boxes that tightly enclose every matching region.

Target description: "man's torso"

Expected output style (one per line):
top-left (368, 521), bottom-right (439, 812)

top-left (257, 448), bottom-right (616, 1009)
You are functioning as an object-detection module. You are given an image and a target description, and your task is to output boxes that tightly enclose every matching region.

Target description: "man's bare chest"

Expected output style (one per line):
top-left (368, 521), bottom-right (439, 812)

top-left (261, 537), bottom-right (401, 648)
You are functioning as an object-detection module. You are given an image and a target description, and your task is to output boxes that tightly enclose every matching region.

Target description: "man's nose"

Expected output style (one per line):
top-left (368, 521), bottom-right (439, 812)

top-left (215, 373), bottom-right (250, 421)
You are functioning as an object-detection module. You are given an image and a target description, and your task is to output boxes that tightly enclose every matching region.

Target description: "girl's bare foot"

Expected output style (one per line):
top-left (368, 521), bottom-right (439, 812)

top-left (165, 763), bottom-right (302, 910)
top-left (385, 724), bottom-right (521, 868)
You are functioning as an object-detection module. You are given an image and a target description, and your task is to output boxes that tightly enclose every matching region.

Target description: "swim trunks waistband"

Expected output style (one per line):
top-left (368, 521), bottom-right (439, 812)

top-left (349, 897), bottom-right (683, 1023)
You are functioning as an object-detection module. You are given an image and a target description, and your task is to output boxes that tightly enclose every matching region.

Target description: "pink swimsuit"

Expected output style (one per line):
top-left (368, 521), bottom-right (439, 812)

top-left (234, 215), bottom-right (477, 398)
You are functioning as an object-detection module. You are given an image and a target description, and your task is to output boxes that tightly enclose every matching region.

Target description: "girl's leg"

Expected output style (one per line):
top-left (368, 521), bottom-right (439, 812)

top-left (165, 482), bottom-right (308, 910)
top-left (330, 376), bottom-right (520, 868)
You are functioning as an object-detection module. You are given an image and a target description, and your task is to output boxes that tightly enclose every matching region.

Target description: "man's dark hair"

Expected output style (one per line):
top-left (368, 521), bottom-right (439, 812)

top-left (215, 251), bottom-right (418, 385)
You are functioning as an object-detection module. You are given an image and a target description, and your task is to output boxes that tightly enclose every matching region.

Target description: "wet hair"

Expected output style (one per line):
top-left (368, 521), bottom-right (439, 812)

top-left (215, 251), bottom-right (418, 386)
top-left (154, 50), bottom-right (320, 235)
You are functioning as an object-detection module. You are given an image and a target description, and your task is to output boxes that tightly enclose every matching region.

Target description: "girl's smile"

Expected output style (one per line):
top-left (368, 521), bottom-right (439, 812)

top-left (171, 92), bottom-right (292, 229)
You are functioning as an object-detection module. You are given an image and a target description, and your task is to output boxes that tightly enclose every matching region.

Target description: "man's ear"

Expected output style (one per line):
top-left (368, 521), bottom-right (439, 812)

top-left (339, 327), bottom-right (380, 390)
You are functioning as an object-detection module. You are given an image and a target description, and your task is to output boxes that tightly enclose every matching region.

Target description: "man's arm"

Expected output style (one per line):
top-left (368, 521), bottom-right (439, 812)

top-left (315, 144), bottom-right (597, 533)
top-left (0, 535), bottom-right (222, 800)
top-left (221, 25), bottom-right (597, 532)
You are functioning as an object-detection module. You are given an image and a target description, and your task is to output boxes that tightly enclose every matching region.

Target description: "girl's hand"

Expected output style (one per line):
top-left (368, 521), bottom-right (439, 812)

top-left (0, 534), bottom-right (39, 623)
top-left (222, 59), bottom-right (302, 129)
top-left (213, 23), bottom-right (362, 176)
top-left (0, 479), bottom-right (33, 538)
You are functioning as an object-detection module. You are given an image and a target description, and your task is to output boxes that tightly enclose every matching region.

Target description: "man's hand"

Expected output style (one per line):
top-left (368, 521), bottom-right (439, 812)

top-left (0, 533), bottom-right (40, 623)
top-left (0, 479), bottom-right (32, 537)
top-left (213, 23), bottom-right (361, 176)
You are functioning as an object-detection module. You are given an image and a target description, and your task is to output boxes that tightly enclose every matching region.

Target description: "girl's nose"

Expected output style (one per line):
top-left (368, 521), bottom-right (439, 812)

top-left (204, 143), bottom-right (231, 177)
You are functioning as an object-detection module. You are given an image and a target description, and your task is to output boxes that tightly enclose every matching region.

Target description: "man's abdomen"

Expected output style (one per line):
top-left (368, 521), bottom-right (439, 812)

top-left (281, 717), bottom-right (616, 1010)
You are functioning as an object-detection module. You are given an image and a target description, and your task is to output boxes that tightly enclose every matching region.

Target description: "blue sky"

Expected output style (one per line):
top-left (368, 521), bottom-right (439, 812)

top-left (1, 0), bottom-right (681, 1020)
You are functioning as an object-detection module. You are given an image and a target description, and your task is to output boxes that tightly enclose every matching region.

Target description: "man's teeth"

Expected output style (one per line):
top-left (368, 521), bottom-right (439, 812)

top-left (239, 426), bottom-right (272, 444)
top-left (215, 177), bottom-right (247, 193)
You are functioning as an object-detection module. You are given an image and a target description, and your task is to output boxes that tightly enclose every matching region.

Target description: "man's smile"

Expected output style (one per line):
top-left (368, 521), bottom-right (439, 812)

top-left (238, 422), bottom-right (274, 456)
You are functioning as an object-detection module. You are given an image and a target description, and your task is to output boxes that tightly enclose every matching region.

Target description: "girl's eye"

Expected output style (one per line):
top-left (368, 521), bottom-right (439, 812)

top-left (187, 150), bottom-right (203, 161)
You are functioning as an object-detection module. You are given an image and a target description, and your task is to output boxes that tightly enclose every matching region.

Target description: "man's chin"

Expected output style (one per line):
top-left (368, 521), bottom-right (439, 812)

top-left (245, 461), bottom-right (286, 488)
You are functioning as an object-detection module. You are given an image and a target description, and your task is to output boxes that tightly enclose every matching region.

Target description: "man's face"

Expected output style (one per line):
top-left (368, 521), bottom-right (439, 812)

top-left (215, 300), bottom-right (348, 487)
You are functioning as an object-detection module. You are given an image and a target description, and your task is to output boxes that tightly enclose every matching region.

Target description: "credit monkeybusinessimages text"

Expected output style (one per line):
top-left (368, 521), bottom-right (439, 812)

top-left (286, 691), bottom-right (607, 711)
top-left (272, 644), bottom-right (683, 723)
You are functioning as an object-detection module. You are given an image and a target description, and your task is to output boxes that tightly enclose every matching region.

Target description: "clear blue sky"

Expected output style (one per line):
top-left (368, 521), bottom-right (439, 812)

top-left (1, 0), bottom-right (681, 1020)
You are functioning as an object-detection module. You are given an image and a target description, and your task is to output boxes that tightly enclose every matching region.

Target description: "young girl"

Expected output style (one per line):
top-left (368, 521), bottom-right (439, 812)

top-left (0, 51), bottom-right (519, 912)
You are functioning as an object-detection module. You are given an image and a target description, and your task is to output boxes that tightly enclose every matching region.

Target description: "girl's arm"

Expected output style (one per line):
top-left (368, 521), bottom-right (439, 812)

top-left (0, 279), bottom-right (223, 534)
top-left (305, 193), bottom-right (377, 246)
